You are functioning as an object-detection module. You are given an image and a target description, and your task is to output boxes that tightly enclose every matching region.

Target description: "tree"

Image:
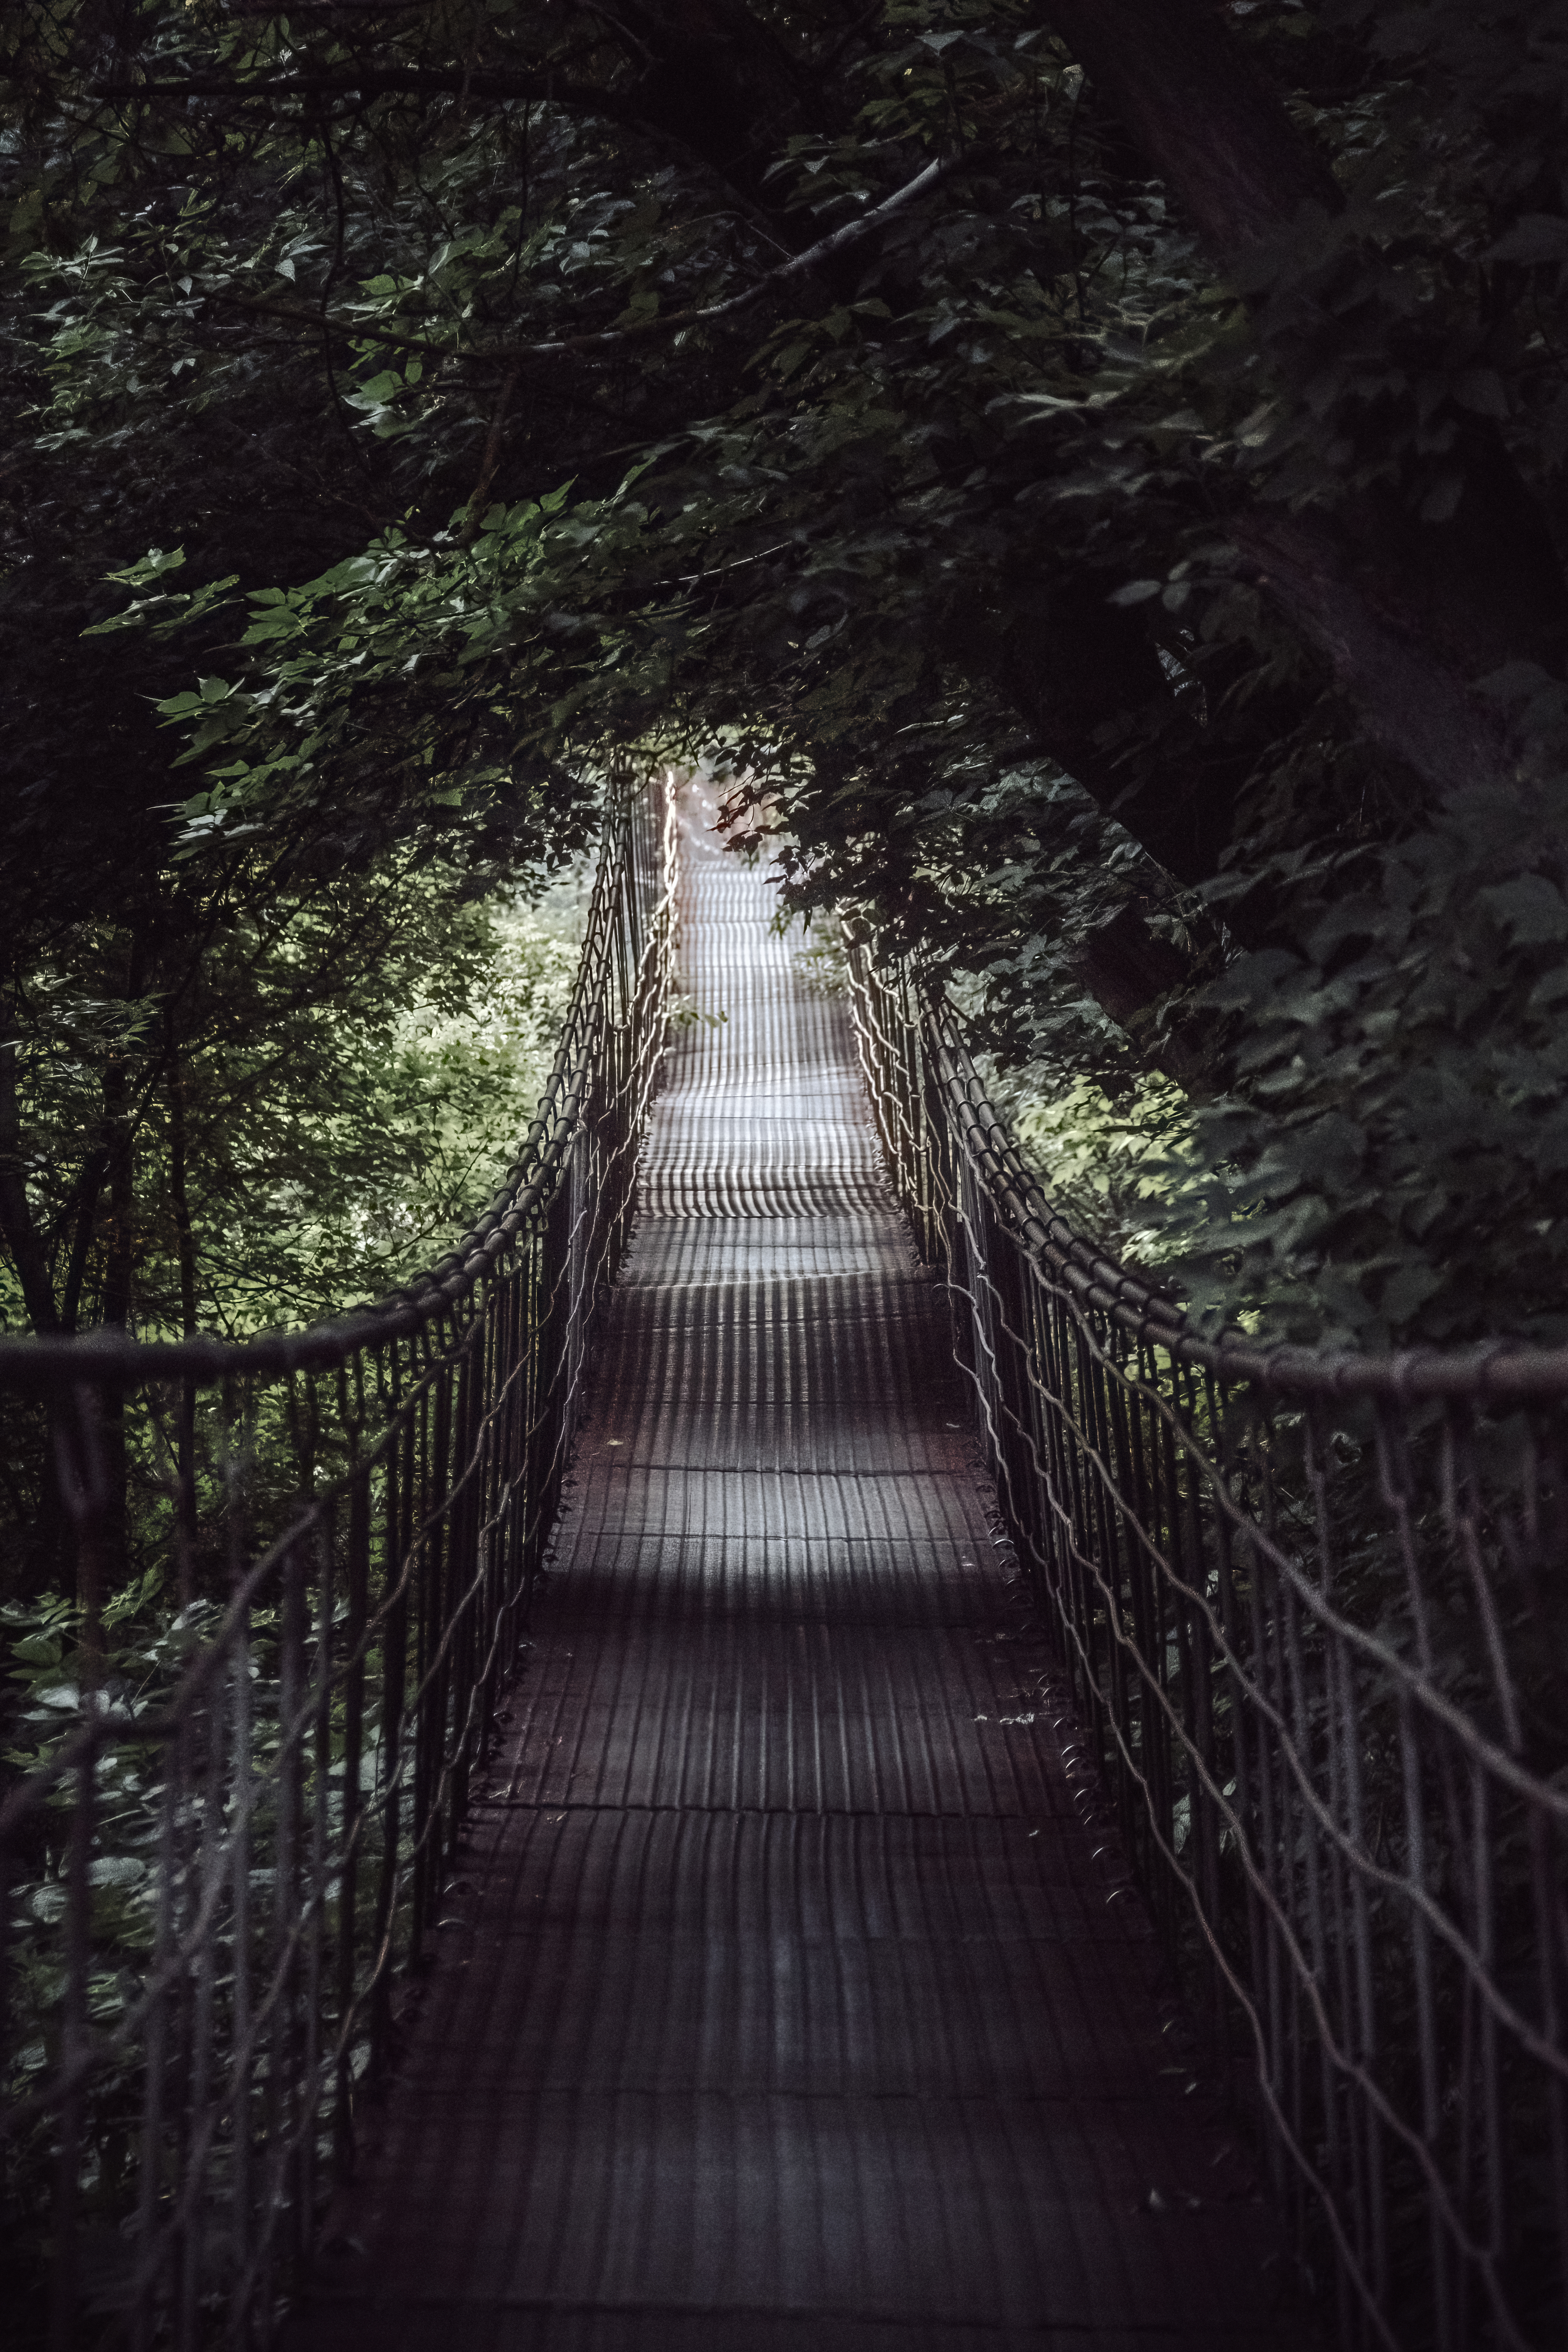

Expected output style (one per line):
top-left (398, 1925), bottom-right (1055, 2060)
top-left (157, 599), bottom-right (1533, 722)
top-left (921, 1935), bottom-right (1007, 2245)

top-left (5, 0), bottom-right (1568, 1351)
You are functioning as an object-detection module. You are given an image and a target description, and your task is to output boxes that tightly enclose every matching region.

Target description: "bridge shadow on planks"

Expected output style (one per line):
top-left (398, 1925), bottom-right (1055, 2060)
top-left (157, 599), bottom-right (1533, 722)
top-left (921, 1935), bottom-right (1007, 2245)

top-left (287, 782), bottom-right (1308, 2352)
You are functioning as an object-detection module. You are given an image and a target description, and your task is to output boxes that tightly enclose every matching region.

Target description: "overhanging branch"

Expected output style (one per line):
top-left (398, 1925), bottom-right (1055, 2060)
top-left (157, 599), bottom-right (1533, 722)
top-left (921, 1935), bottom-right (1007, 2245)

top-left (201, 149), bottom-right (961, 367)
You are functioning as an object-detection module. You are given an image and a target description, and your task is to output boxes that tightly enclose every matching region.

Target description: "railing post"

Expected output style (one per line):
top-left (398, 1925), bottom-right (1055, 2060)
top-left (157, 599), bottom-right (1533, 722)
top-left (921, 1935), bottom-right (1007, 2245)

top-left (274, 1536), bottom-right (308, 2290)
top-left (442, 1318), bottom-right (479, 1863)
top-left (370, 1375), bottom-right (410, 2074)
top-left (334, 1370), bottom-right (369, 2179)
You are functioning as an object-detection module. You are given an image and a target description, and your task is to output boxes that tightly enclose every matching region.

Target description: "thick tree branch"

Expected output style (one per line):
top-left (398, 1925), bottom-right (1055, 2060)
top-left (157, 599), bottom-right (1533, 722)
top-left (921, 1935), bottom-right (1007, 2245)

top-left (458, 364), bottom-right (523, 541)
top-left (1226, 511), bottom-right (1527, 805)
top-left (1039, 0), bottom-right (1340, 252)
top-left (84, 0), bottom-right (839, 200)
top-left (1040, 0), bottom-right (1568, 812)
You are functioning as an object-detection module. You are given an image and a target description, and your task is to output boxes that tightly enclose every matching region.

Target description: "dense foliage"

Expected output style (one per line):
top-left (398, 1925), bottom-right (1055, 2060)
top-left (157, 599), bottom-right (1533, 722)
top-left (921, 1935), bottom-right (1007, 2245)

top-left (7, 0), bottom-right (1568, 1362)
top-left (3, 872), bottom-right (583, 1329)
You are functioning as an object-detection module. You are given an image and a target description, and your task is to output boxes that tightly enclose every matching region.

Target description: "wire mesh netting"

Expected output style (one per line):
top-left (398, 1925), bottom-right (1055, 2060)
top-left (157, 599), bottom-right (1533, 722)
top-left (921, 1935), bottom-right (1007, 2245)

top-left (847, 939), bottom-right (1568, 2352)
top-left (0, 775), bottom-right (678, 2349)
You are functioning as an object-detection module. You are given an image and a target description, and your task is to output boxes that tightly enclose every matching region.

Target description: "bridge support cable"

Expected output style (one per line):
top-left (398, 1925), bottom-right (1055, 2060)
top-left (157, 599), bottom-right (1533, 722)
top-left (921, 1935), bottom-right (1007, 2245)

top-left (0, 772), bottom-right (678, 2349)
top-left (846, 936), bottom-right (1568, 2352)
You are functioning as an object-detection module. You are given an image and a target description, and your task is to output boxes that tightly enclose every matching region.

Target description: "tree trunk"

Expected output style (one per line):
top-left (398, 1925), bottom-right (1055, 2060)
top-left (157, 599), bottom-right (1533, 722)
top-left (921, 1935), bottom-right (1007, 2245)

top-left (0, 1035), bottom-right (72, 1593)
top-left (614, 0), bottom-right (828, 202)
top-left (0, 1038), bottom-right (62, 1335)
top-left (99, 1049), bottom-right (136, 1334)
top-left (93, 919), bottom-right (149, 1609)
top-left (1039, 0), bottom-right (1568, 806)
top-left (167, 1049), bottom-right (199, 1588)
top-left (58, 1148), bottom-right (108, 1337)
top-left (1041, 0), bottom-right (1340, 253)
top-left (982, 590), bottom-right (1277, 894)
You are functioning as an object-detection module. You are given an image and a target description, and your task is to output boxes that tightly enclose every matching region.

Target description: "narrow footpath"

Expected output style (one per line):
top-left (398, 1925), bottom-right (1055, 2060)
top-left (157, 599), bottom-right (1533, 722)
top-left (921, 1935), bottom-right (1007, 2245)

top-left (293, 781), bottom-right (1296, 2350)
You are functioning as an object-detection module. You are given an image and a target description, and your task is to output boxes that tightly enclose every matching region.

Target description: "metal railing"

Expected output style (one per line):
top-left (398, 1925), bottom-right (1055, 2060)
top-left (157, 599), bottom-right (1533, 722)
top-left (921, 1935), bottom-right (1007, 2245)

top-left (0, 772), bottom-right (678, 2349)
top-left (847, 940), bottom-right (1568, 2352)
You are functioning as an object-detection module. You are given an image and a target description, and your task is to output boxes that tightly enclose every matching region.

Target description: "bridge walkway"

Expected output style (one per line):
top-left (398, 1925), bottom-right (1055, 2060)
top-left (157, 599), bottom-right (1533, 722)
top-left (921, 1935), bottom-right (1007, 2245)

top-left (291, 782), bottom-right (1293, 2349)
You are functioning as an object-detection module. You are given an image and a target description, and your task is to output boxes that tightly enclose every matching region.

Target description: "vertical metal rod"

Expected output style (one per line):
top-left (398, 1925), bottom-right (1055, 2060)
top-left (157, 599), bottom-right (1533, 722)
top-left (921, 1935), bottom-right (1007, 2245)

top-left (49, 1742), bottom-right (96, 2352)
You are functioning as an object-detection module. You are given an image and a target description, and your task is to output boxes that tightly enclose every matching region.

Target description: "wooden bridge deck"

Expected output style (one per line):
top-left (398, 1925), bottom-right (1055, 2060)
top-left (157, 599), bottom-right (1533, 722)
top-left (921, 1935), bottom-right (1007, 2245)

top-left (291, 784), bottom-right (1295, 2349)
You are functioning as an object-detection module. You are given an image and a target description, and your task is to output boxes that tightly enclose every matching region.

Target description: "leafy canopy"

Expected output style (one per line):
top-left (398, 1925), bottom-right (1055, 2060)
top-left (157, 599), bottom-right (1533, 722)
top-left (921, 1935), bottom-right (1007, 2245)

top-left (8, 0), bottom-right (1568, 1347)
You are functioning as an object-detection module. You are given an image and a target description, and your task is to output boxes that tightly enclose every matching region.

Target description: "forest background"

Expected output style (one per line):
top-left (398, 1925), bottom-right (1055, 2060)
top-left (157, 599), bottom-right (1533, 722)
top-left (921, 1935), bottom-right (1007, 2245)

top-left (7, 0), bottom-right (1568, 1602)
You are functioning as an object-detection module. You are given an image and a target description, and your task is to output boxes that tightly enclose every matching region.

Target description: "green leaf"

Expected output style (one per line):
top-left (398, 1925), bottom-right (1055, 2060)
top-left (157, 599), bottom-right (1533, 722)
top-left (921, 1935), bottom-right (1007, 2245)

top-left (105, 546), bottom-right (186, 587)
top-left (86, 1856), bottom-right (147, 1889)
top-left (11, 1633), bottom-right (62, 1668)
top-left (1479, 875), bottom-right (1568, 945)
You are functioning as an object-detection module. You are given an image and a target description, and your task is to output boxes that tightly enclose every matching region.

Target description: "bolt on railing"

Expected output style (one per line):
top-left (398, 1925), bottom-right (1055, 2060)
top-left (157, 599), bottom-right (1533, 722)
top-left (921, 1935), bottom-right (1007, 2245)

top-left (0, 772), bottom-right (678, 2350)
top-left (847, 937), bottom-right (1568, 2352)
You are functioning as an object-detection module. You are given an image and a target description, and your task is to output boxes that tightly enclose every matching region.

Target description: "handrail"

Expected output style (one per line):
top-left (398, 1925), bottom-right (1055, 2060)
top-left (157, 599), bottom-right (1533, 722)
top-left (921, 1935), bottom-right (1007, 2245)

top-left (0, 770), bottom-right (679, 2349)
top-left (847, 934), bottom-right (1568, 2352)
top-left (923, 993), bottom-right (1568, 1403)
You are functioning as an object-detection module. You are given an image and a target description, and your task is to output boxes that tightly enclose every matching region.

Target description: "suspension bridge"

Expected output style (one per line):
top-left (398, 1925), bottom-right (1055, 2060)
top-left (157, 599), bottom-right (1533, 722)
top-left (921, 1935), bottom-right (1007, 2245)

top-left (280, 777), bottom-right (1291, 2348)
top-left (2, 773), bottom-right (1565, 2351)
